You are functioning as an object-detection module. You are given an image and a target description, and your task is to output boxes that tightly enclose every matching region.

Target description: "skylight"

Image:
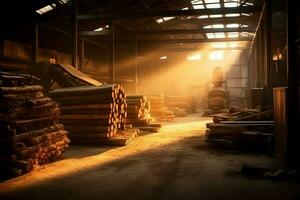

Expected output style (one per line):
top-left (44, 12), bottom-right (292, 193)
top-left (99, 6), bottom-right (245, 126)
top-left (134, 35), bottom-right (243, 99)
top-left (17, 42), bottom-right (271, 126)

top-left (36, 4), bottom-right (56, 15)
top-left (225, 13), bottom-right (240, 17)
top-left (94, 25), bottom-right (109, 32)
top-left (156, 17), bottom-right (175, 24)
top-left (226, 23), bottom-right (239, 28)
top-left (206, 33), bottom-right (215, 39)
top-left (209, 14), bottom-right (222, 18)
top-left (198, 15), bottom-right (209, 19)
top-left (212, 24), bottom-right (224, 28)
top-left (204, 23), bottom-right (249, 29)
top-left (206, 3), bottom-right (220, 8)
top-left (215, 32), bottom-right (225, 38)
top-left (227, 32), bottom-right (239, 38)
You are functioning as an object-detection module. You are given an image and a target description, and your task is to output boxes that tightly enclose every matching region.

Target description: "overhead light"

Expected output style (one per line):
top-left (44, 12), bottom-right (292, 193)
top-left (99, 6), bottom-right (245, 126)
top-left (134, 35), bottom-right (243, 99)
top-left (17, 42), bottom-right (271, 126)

top-left (36, 4), bottom-right (56, 15)
top-left (187, 53), bottom-right (201, 61)
top-left (160, 56), bottom-right (167, 60)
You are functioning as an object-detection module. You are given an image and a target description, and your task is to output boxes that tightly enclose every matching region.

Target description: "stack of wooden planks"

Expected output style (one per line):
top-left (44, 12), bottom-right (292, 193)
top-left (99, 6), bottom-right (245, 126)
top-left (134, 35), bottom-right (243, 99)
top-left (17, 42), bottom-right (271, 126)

top-left (147, 95), bottom-right (175, 122)
top-left (205, 107), bottom-right (274, 152)
top-left (0, 71), bottom-right (69, 177)
top-left (49, 85), bottom-right (128, 145)
top-left (125, 95), bottom-right (161, 132)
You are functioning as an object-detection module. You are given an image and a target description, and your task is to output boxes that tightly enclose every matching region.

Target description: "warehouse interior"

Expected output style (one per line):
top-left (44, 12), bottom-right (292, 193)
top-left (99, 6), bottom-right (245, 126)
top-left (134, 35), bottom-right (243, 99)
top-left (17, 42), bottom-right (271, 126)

top-left (0, 0), bottom-right (300, 199)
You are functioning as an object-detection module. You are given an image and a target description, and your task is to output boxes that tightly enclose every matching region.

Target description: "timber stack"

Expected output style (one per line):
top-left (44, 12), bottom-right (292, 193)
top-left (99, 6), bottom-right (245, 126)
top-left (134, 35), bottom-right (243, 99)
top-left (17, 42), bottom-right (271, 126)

top-left (205, 106), bottom-right (274, 152)
top-left (0, 71), bottom-right (69, 178)
top-left (125, 95), bottom-right (161, 133)
top-left (147, 95), bottom-right (175, 122)
top-left (49, 85), bottom-right (128, 145)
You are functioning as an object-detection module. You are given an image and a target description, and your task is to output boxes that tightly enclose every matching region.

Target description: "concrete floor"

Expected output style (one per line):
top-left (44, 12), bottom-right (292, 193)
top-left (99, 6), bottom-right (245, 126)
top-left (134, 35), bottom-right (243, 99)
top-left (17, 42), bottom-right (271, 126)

top-left (0, 115), bottom-right (299, 200)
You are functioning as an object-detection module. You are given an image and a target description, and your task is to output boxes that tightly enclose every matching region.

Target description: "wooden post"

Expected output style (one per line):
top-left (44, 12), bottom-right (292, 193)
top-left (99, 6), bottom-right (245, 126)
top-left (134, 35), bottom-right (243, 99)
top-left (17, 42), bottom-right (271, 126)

top-left (71, 0), bottom-right (78, 68)
top-left (110, 22), bottom-right (115, 83)
top-left (32, 23), bottom-right (38, 62)
top-left (286, 0), bottom-right (300, 168)
top-left (135, 37), bottom-right (138, 94)
top-left (79, 39), bottom-right (84, 70)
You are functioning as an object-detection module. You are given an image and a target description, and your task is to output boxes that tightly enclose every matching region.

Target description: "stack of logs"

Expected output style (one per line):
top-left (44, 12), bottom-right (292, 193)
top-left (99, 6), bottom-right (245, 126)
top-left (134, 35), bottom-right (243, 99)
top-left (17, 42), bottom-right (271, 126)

top-left (49, 85), bottom-right (127, 145)
top-left (125, 95), bottom-right (161, 132)
top-left (0, 71), bottom-right (69, 177)
top-left (147, 95), bottom-right (175, 122)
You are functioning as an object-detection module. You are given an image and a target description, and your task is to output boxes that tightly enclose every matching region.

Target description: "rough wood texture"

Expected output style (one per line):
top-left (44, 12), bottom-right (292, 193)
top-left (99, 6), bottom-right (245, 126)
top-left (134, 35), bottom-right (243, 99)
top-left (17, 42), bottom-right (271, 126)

top-left (50, 84), bottom-right (127, 145)
top-left (0, 71), bottom-right (69, 178)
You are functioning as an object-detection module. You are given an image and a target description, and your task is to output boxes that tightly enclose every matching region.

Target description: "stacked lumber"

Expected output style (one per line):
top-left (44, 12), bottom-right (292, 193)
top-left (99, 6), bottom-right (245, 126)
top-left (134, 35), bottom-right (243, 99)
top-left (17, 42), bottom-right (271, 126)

top-left (125, 95), bottom-right (161, 133)
top-left (205, 106), bottom-right (274, 152)
top-left (147, 95), bottom-right (175, 122)
top-left (210, 106), bottom-right (273, 123)
top-left (49, 85), bottom-right (127, 145)
top-left (0, 71), bottom-right (69, 177)
top-left (165, 95), bottom-right (190, 116)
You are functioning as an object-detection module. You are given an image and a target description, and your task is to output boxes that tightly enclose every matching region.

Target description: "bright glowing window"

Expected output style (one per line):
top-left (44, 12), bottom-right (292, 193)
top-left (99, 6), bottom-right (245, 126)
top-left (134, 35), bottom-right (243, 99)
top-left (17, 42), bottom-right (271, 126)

top-left (209, 51), bottom-right (223, 60)
top-left (187, 53), bottom-right (201, 61)
top-left (215, 32), bottom-right (225, 38)
top-left (212, 43), bottom-right (227, 48)
top-left (159, 56), bottom-right (167, 60)
top-left (227, 32), bottom-right (239, 38)
top-left (206, 33), bottom-right (215, 39)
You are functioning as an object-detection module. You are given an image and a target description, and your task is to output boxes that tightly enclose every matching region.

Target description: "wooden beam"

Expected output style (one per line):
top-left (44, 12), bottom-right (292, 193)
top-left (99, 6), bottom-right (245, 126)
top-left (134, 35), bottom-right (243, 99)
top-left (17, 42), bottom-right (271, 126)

top-left (79, 27), bottom-right (255, 36)
top-left (78, 6), bottom-right (262, 20)
top-left (138, 37), bottom-right (253, 44)
top-left (71, 0), bottom-right (78, 68)
top-left (132, 27), bottom-right (255, 35)
top-left (32, 23), bottom-right (39, 62)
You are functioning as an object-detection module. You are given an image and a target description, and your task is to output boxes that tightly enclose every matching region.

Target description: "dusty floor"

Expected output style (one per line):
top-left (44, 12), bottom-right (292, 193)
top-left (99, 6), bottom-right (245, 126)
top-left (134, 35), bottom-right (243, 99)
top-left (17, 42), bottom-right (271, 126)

top-left (0, 115), bottom-right (299, 200)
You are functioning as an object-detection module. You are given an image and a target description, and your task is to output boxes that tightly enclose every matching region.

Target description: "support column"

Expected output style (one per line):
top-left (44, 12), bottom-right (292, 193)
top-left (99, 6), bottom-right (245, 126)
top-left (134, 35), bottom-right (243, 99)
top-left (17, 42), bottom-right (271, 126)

top-left (79, 39), bottom-right (85, 70)
top-left (71, 0), bottom-right (78, 68)
top-left (286, 0), bottom-right (300, 168)
top-left (135, 37), bottom-right (138, 94)
top-left (110, 22), bottom-right (115, 83)
top-left (32, 23), bottom-right (39, 62)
